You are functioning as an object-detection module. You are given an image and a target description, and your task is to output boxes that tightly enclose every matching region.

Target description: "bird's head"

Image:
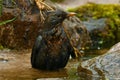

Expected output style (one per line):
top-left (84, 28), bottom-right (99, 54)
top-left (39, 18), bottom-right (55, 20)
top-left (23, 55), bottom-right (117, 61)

top-left (44, 9), bottom-right (76, 27)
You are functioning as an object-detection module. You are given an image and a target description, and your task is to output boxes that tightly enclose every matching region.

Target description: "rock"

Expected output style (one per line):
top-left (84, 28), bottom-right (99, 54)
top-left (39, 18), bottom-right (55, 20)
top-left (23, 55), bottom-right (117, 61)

top-left (63, 16), bottom-right (91, 51)
top-left (83, 18), bottom-right (107, 32)
top-left (0, 0), bottom-right (40, 49)
top-left (0, 0), bottom-right (91, 50)
top-left (83, 18), bottom-right (112, 49)
top-left (77, 42), bottom-right (120, 80)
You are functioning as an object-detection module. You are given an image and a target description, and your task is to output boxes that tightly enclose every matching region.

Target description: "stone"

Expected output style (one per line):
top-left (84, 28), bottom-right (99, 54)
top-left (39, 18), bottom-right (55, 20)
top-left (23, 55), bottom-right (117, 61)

top-left (77, 42), bottom-right (120, 80)
top-left (63, 16), bottom-right (91, 51)
top-left (0, 0), bottom-right (91, 50)
top-left (83, 18), bottom-right (110, 49)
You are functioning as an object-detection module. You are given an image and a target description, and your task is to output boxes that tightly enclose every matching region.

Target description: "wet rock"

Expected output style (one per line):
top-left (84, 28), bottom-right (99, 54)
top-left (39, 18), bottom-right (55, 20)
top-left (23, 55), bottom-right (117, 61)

top-left (63, 16), bottom-right (91, 51)
top-left (0, 0), bottom-right (91, 50)
top-left (83, 18), bottom-right (112, 49)
top-left (0, 0), bottom-right (41, 49)
top-left (83, 18), bottom-right (107, 32)
top-left (77, 42), bottom-right (120, 80)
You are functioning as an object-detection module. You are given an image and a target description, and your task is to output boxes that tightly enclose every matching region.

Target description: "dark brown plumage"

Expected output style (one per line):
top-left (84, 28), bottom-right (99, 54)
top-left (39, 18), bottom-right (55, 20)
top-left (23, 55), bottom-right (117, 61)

top-left (31, 9), bottom-right (76, 70)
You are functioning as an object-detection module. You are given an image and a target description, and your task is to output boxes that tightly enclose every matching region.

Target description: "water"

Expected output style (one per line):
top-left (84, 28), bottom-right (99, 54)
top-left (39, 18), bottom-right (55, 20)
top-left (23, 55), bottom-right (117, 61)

top-left (0, 49), bottom-right (108, 80)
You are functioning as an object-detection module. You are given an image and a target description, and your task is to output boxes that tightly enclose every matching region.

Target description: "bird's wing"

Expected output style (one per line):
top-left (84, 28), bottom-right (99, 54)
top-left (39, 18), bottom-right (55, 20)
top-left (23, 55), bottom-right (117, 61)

top-left (31, 35), bottom-right (43, 66)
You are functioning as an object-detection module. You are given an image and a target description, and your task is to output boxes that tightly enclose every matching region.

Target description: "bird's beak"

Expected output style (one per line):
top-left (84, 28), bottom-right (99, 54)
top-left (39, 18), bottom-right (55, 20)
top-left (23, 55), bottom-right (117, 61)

top-left (67, 12), bottom-right (76, 17)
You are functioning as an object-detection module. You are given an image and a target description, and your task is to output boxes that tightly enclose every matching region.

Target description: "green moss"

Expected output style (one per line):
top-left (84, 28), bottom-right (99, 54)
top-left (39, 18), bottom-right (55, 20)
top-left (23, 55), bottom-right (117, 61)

top-left (0, 44), bottom-right (4, 50)
top-left (68, 3), bottom-right (120, 48)
top-left (68, 3), bottom-right (120, 20)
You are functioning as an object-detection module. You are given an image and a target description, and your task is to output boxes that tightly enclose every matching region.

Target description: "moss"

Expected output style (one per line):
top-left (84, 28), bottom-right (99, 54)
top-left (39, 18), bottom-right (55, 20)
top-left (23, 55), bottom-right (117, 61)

top-left (68, 3), bottom-right (120, 19)
top-left (68, 3), bottom-right (120, 48)
top-left (0, 44), bottom-right (4, 49)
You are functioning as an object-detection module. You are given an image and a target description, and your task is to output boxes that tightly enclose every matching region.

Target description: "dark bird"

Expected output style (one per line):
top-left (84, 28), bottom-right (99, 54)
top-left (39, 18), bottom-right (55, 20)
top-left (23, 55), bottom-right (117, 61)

top-left (31, 9), bottom-right (76, 70)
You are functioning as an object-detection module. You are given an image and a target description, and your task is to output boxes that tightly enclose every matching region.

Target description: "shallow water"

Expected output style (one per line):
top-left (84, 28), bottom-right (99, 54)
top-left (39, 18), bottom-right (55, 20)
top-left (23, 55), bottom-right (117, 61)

top-left (0, 49), bottom-right (108, 80)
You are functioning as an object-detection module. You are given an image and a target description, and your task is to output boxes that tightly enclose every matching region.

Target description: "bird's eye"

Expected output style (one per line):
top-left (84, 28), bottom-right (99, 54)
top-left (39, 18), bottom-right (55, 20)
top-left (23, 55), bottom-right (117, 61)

top-left (57, 15), bottom-right (61, 18)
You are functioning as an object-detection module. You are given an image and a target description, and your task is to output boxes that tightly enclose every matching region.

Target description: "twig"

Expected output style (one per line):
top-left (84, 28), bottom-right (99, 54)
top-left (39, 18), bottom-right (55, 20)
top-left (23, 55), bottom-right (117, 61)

top-left (35, 0), bottom-right (54, 10)
top-left (40, 10), bottom-right (45, 21)
top-left (38, 1), bottom-right (54, 10)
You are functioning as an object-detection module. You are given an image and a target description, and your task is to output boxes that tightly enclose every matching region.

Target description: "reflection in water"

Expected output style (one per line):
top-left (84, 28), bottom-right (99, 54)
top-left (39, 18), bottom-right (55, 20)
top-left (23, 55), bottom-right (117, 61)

top-left (0, 49), bottom-right (108, 80)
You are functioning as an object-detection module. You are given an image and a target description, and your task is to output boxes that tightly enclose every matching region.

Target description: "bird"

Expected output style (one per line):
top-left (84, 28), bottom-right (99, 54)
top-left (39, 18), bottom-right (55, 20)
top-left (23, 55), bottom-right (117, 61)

top-left (31, 9), bottom-right (76, 70)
